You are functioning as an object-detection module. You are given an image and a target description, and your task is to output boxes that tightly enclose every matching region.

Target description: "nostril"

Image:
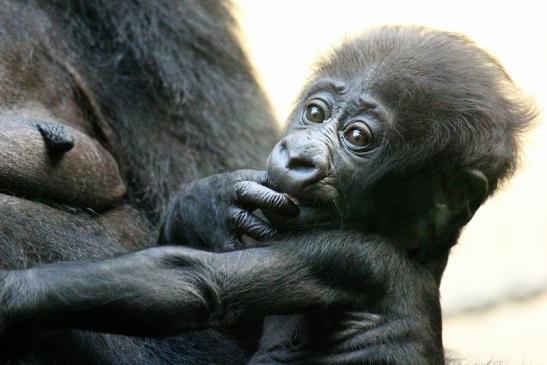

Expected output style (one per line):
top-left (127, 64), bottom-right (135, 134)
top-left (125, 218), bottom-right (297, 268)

top-left (286, 156), bottom-right (316, 171)
top-left (285, 154), bottom-right (326, 188)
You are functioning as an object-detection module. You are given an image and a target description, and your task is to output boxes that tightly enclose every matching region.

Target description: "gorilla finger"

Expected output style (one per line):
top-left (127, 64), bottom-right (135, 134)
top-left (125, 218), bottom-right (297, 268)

top-left (229, 207), bottom-right (277, 241)
top-left (234, 181), bottom-right (298, 216)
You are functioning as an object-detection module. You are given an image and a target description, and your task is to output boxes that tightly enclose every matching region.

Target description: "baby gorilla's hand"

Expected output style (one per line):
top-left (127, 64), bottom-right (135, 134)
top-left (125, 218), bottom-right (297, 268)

top-left (159, 170), bottom-right (298, 251)
top-left (231, 178), bottom-right (299, 241)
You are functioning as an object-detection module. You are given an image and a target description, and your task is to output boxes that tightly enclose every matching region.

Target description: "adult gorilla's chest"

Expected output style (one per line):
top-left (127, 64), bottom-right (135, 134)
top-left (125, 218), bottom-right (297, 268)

top-left (0, 90), bottom-right (149, 268)
top-left (0, 195), bottom-right (152, 268)
top-left (0, 117), bottom-right (151, 267)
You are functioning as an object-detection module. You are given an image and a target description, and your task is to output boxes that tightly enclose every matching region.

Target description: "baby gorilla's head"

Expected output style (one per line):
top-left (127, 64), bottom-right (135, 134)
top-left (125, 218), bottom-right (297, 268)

top-left (266, 26), bottom-right (534, 241)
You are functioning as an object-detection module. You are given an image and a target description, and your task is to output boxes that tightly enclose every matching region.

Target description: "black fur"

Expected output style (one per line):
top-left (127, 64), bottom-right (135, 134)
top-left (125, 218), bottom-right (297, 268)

top-left (159, 27), bottom-right (536, 364)
top-left (0, 0), bottom-right (277, 364)
top-left (37, 0), bottom-right (278, 221)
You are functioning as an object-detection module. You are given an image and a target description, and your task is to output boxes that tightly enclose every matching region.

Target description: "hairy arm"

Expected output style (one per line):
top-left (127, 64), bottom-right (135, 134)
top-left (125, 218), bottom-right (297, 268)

top-left (0, 231), bottom-right (402, 337)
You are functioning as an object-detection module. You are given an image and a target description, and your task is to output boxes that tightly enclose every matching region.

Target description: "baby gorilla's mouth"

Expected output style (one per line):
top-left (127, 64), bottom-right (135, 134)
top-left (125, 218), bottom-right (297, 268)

top-left (265, 166), bottom-right (340, 214)
top-left (262, 181), bottom-right (340, 232)
top-left (274, 179), bottom-right (338, 207)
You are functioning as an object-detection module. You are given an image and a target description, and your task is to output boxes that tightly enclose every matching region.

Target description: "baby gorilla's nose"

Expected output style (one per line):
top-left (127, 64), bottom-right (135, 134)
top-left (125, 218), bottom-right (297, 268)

top-left (285, 147), bottom-right (323, 184)
top-left (267, 136), bottom-right (328, 199)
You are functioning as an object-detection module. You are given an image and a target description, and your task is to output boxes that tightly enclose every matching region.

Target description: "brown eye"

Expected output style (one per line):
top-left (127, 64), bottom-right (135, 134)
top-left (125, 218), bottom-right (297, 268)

top-left (343, 123), bottom-right (373, 150)
top-left (304, 99), bottom-right (330, 123)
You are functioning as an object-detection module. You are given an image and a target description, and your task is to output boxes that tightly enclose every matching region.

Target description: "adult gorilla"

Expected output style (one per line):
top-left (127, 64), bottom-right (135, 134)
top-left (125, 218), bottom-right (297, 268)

top-left (0, 0), bottom-right (277, 363)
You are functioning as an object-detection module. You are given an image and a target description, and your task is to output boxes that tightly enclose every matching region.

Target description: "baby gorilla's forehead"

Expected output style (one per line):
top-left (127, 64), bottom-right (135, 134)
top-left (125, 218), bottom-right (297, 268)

top-left (303, 78), bottom-right (380, 110)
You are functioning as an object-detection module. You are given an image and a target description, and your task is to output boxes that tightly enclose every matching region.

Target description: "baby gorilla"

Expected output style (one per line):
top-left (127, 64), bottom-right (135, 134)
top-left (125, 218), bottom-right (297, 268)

top-left (160, 26), bottom-right (533, 364)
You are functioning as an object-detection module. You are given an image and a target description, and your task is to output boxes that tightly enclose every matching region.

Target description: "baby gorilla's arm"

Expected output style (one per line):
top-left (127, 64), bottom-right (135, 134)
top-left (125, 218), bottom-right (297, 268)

top-left (0, 118), bottom-right (125, 209)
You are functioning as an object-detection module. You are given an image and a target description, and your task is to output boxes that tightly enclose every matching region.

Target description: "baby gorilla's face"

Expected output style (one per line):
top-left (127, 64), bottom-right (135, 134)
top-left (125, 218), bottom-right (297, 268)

top-left (266, 80), bottom-right (389, 215)
top-left (264, 81), bottom-right (395, 233)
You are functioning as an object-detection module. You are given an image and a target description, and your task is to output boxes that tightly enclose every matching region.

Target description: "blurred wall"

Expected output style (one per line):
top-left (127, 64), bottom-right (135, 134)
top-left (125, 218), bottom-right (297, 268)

top-left (234, 1), bottom-right (547, 363)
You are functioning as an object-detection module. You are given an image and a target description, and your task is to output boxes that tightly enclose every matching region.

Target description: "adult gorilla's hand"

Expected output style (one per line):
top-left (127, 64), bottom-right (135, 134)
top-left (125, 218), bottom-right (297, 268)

top-left (0, 247), bottom-right (220, 337)
top-left (158, 170), bottom-right (298, 251)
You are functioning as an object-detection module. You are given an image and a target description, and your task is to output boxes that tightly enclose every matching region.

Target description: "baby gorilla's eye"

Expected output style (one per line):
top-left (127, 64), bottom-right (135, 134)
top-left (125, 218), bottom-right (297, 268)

top-left (304, 99), bottom-right (330, 123)
top-left (343, 122), bottom-right (374, 151)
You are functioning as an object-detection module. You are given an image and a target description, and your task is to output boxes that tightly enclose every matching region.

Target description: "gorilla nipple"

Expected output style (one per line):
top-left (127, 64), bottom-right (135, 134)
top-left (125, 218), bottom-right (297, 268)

top-left (37, 121), bottom-right (75, 157)
top-left (0, 118), bottom-right (126, 209)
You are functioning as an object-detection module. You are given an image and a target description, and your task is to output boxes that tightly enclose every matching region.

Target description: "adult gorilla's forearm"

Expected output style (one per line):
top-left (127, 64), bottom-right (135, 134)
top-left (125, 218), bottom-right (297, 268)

top-left (0, 232), bottom-right (409, 337)
top-left (1, 247), bottom-right (225, 336)
top-left (0, 248), bottom-right (343, 336)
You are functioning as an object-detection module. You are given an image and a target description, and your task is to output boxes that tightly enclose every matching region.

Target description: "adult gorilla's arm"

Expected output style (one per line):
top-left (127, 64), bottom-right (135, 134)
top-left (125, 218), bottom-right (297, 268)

top-left (0, 231), bottom-right (429, 337)
top-left (0, 241), bottom-right (353, 335)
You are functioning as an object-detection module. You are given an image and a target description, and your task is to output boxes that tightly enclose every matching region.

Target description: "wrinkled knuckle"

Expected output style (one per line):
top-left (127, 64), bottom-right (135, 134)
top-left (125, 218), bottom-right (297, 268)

top-left (272, 194), bottom-right (286, 207)
top-left (258, 226), bottom-right (275, 240)
top-left (266, 193), bottom-right (283, 208)
top-left (252, 191), bottom-right (264, 202)
top-left (265, 224), bottom-right (276, 235)
top-left (230, 208), bottom-right (247, 227)
top-left (257, 226), bottom-right (271, 238)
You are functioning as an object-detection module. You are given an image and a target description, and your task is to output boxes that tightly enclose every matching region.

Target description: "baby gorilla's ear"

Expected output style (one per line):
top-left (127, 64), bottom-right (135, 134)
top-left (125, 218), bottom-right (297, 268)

top-left (431, 169), bottom-right (489, 236)
top-left (461, 169), bottom-right (490, 214)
